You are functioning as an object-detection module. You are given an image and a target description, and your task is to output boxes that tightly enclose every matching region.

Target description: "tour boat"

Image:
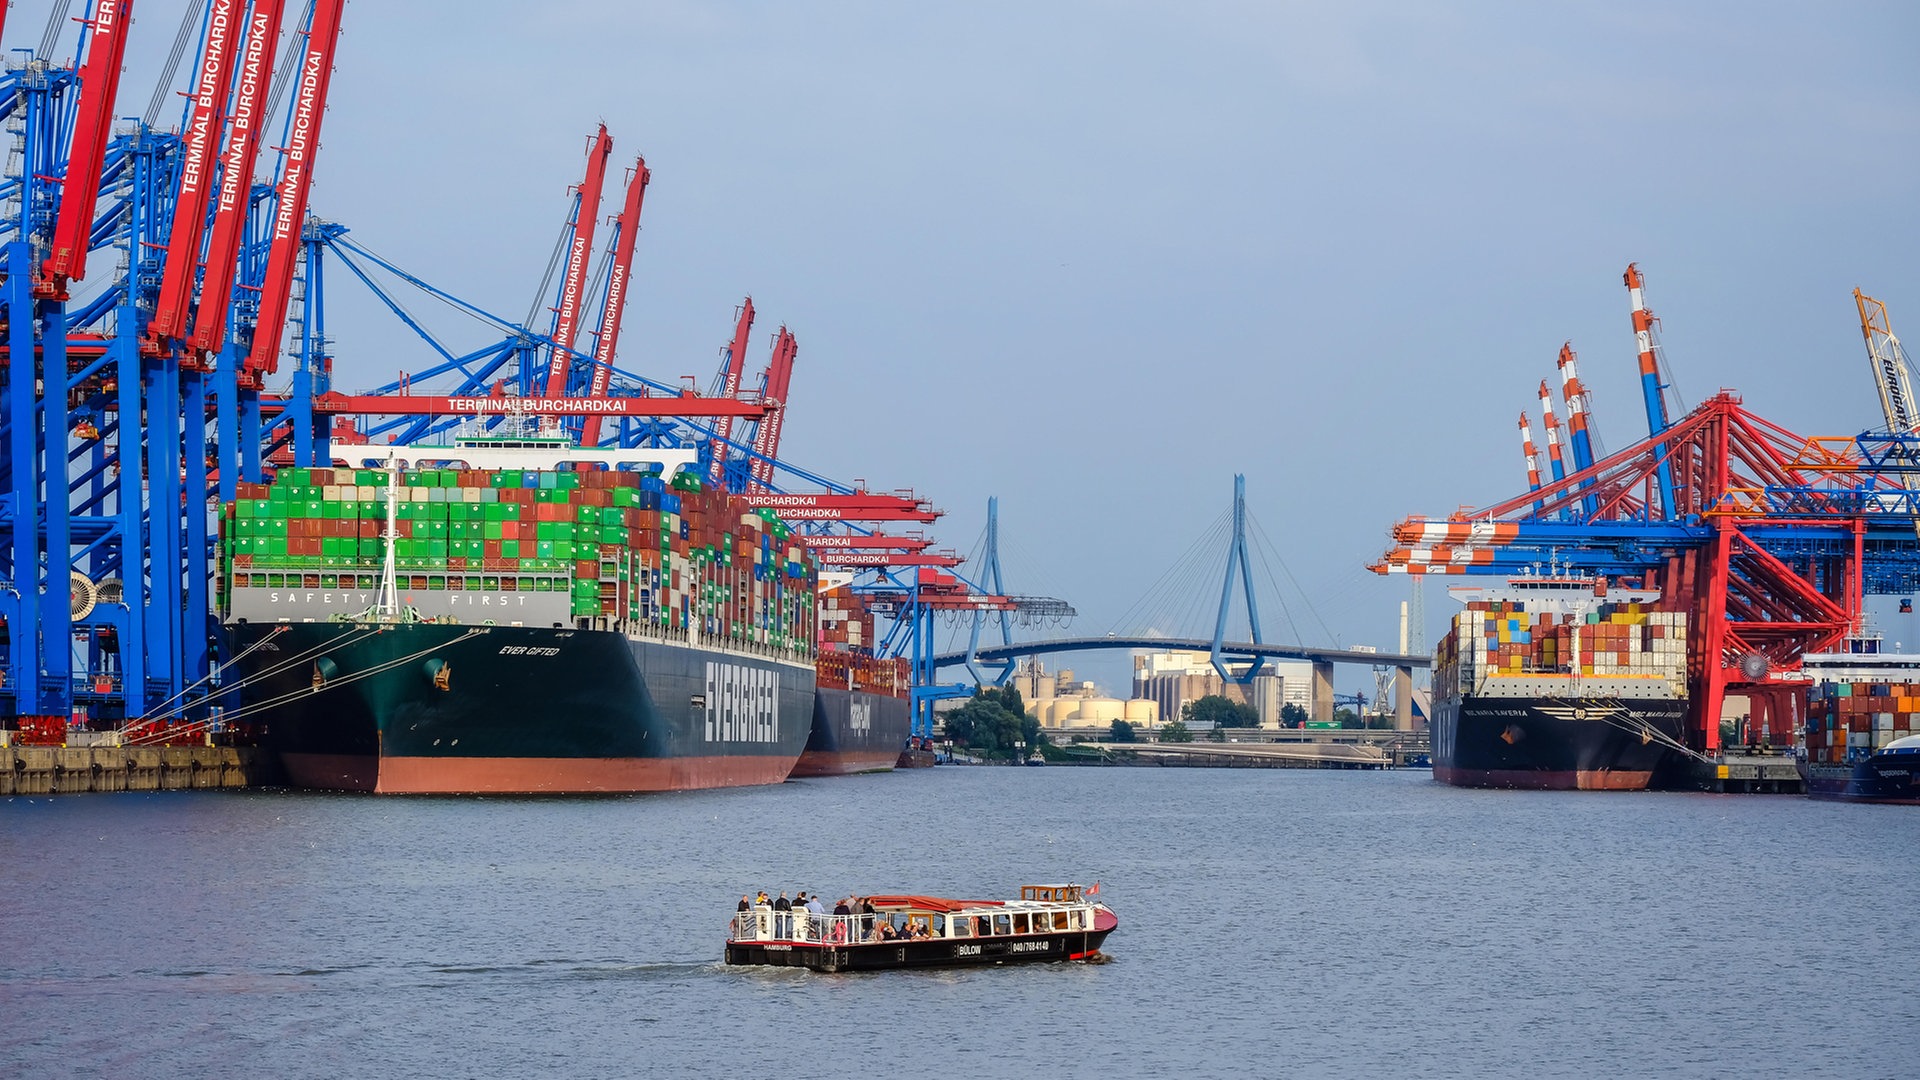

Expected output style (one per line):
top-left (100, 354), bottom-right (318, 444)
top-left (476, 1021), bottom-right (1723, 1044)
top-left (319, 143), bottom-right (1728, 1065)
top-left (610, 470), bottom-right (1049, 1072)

top-left (724, 884), bottom-right (1117, 972)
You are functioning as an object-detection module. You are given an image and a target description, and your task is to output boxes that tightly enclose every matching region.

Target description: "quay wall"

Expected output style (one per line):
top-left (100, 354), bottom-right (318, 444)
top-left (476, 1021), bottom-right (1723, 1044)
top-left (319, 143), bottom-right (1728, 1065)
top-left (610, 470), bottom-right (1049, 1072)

top-left (1, 746), bottom-right (280, 795)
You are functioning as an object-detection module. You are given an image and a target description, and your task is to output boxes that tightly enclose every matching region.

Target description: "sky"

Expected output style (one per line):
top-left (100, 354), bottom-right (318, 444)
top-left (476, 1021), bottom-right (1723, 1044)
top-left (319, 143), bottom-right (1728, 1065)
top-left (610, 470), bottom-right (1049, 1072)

top-left (48, 0), bottom-right (1920, 694)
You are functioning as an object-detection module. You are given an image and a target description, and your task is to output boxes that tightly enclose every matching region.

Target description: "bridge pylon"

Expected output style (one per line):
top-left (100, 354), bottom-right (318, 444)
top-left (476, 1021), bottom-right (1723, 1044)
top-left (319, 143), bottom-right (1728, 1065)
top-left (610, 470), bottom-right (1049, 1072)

top-left (1210, 474), bottom-right (1264, 684)
top-left (964, 496), bottom-right (1018, 686)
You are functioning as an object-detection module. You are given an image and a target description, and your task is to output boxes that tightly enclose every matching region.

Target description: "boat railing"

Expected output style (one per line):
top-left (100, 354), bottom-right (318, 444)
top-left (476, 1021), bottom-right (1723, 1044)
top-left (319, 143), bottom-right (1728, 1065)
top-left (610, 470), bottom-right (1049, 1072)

top-left (728, 904), bottom-right (1093, 945)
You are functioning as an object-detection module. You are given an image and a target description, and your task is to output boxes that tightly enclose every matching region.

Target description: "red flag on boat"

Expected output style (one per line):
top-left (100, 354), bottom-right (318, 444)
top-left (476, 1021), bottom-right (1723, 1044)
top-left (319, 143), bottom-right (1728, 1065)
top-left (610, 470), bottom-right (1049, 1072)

top-left (1085, 882), bottom-right (1101, 896)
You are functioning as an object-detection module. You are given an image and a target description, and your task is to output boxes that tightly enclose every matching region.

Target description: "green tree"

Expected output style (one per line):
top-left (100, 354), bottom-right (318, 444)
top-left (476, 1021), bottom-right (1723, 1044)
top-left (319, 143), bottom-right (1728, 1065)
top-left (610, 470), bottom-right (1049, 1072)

top-left (1208, 724), bottom-right (1227, 742)
top-left (941, 686), bottom-right (1043, 760)
top-left (1279, 703), bottom-right (1309, 728)
top-left (1160, 719), bottom-right (1194, 743)
top-left (1110, 719), bottom-right (1137, 743)
top-left (1334, 707), bottom-right (1360, 730)
top-left (1182, 694), bottom-right (1258, 729)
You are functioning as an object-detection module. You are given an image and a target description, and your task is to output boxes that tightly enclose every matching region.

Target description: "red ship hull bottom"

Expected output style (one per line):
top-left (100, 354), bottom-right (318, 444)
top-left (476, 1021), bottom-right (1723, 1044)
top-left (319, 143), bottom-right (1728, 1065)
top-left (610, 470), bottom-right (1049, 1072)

top-left (1434, 765), bottom-right (1654, 791)
top-left (282, 752), bottom-right (799, 795)
top-left (790, 748), bottom-right (903, 777)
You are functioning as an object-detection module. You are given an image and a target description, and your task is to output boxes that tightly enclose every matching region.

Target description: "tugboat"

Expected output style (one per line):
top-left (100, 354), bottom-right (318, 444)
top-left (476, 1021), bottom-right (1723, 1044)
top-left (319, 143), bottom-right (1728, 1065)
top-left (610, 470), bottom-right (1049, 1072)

top-left (725, 884), bottom-right (1116, 972)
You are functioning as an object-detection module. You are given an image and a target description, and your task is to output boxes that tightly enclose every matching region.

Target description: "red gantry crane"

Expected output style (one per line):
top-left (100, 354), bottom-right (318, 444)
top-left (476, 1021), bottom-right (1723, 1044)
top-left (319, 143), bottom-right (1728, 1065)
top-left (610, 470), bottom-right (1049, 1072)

top-left (245, 0), bottom-right (348, 379)
top-left (150, 0), bottom-right (242, 341)
top-left (707, 298), bottom-right (757, 483)
top-left (191, 0), bottom-right (288, 355)
top-left (42, 0), bottom-right (137, 293)
top-left (541, 126), bottom-right (614, 398)
top-left (579, 157), bottom-right (651, 446)
top-left (746, 328), bottom-right (797, 492)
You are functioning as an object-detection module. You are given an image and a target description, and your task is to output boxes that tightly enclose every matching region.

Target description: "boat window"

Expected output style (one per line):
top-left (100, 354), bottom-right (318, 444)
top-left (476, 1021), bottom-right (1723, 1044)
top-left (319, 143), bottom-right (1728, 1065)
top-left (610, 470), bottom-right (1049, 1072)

top-left (993, 914), bottom-right (1012, 936)
top-left (1052, 911), bottom-right (1069, 931)
top-left (932, 915), bottom-right (946, 937)
top-left (952, 918), bottom-right (970, 938)
top-left (1012, 913), bottom-right (1030, 934)
top-left (1071, 909), bottom-right (1084, 930)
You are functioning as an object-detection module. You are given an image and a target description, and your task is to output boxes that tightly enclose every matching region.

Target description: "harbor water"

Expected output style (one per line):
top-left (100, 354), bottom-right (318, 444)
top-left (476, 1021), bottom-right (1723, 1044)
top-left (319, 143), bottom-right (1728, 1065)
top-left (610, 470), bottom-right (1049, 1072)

top-left (3, 768), bottom-right (1915, 1078)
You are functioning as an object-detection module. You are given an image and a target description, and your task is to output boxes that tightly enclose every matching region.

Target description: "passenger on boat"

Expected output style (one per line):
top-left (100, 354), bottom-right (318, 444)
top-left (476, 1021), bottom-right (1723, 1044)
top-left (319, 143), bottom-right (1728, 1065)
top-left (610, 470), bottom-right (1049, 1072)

top-left (773, 892), bottom-right (792, 938)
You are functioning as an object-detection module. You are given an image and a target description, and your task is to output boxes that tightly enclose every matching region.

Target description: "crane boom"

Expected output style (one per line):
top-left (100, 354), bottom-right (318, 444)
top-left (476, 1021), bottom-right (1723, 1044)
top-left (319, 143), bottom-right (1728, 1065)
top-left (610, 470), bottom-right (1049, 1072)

top-left (43, 0), bottom-right (138, 291)
top-left (747, 328), bottom-right (796, 493)
top-left (190, 0), bottom-right (288, 354)
top-left (541, 126), bottom-right (613, 398)
top-left (578, 157), bottom-right (650, 446)
top-left (1537, 380), bottom-right (1567, 484)
top-left (1855, 288), bottom-right (1918, 436)
top-left (151, 0), bottom-right (243, 340)
top-left (245, 0), bottom-right (347, 377)
top-left (1519, 411), bottom-right (1543, 515)
top-left (707, 298), bottom-right (756, 482)
top-left (1622, 262), bottom-right (1679, 516)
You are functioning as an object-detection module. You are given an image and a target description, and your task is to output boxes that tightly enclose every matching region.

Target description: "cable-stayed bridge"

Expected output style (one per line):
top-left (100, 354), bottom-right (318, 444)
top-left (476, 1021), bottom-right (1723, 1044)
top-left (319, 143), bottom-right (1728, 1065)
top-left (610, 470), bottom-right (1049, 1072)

top-left (925, 477), bottom-right (1426, 730)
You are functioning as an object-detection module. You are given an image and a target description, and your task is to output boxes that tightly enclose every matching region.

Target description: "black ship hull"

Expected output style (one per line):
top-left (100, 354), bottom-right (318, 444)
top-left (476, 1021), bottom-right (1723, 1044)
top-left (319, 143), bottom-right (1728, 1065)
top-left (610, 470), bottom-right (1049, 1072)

top-left (726, 928), bottom-right (1115, 972)
top-left (790, 686), bottom-right (913, 776)
top-left (229, 621), bottom-right (814, 794)
top-left (1432, 694), bottom-right (1687, 790)
top-left (1799, 750), bottom-right (1920, 804)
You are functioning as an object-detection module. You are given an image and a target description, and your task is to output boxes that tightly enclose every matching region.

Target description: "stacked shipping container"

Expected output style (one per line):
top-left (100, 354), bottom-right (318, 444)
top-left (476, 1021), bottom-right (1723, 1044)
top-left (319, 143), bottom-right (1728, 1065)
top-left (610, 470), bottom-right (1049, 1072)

top-left (1805, 681), bottom-right (1918, 764)
top-left (814, 583), bottom-right (907, 695)
top-left (1436, 600), bottom-right (1688, 697)
top-left (219, 466), bottom-right (817, 651)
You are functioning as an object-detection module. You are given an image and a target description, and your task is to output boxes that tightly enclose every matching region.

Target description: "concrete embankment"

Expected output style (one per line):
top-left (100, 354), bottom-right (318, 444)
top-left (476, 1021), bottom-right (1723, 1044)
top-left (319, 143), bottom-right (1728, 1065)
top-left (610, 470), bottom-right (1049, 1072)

top-left (1, 745), bottom-right (280, 795)
top-left (1054, 740), bottom-right (1400, 769)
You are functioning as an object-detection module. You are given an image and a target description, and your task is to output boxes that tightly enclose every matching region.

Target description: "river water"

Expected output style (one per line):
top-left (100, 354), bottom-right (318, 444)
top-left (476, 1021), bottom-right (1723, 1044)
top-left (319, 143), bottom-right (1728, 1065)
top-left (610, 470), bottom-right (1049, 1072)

top-left (3, 766), bottom-right (1914, 1079)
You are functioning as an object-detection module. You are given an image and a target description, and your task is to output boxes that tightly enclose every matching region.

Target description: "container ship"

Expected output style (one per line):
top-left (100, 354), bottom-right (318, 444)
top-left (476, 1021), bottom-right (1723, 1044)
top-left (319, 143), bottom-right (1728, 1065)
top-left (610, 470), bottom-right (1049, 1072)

top-left (1430, 573), bottom-right (1690, 790)
top-left (216, 424), bottom-right (820, 794)
top-left (794, 582), bottom-right (913, 776)
top-left (1798, 640), bottom-right (1920, 804)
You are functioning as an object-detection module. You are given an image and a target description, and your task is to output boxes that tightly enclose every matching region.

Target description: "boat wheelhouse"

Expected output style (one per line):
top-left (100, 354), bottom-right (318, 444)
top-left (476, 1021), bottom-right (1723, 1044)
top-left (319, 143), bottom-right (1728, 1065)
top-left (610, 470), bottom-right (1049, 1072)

top-left (724, 884), bottom-right (1117, 972)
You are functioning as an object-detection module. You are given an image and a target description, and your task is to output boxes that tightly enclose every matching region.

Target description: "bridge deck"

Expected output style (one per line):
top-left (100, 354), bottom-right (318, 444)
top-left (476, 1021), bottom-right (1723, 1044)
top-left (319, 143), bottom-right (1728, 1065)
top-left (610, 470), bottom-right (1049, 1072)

top-left (932, 636), bottom-right (1428, 669)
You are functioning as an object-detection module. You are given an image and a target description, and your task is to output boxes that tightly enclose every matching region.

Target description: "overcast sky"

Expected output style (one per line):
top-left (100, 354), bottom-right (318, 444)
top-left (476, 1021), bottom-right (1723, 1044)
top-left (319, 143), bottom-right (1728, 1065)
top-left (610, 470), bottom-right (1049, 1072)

top-left (51, 1), bottom-right (1920, 693)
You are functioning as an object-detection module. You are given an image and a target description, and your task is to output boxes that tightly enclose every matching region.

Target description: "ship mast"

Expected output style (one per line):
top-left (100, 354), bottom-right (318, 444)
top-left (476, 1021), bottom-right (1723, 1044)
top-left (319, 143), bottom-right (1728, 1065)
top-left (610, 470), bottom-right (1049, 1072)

top-left (378, 460), bottom-right (401, 618)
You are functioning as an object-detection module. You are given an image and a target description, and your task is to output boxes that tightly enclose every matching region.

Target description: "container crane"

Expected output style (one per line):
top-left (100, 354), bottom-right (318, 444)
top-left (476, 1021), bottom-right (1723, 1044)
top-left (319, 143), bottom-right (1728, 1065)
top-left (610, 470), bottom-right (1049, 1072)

top-left (40, 0), bottom-right (136, 294)
top-left (746, 328), bottom-right (796, 493)
top-left (1537, 380), bottom-right (1568, 490)
top-left (245, 0), bottom-right (347, 378)
top-left (150, 0), bottom-right (242, 340)
top-left (707, 298), bottom-right (756, 484)
top-left (1624, 263), bottom-right (1679, 516)
top-left (541, 126), bottom-right (613, 398)
top-left (1519, 411), bottom-right (1544, 514)
top-left (1854, 289), bottom-right (1919, 441)
top-left (190, 0), bottom-right (288, 354)
top-left (579, 157), bottom-right (650, 447)
top-left (1556, 342), bottom-right (1601, 517)
top-left (1853, 288), bottom-right (1920, 539)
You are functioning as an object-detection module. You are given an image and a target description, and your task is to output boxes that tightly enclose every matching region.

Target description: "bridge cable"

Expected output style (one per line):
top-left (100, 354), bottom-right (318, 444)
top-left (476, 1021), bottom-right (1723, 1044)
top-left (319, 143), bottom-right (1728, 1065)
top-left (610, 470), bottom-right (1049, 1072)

top-left (1247, 512), bottom-right (1335, 645)
top-left (1106, 510), bottom-right (1222, 635)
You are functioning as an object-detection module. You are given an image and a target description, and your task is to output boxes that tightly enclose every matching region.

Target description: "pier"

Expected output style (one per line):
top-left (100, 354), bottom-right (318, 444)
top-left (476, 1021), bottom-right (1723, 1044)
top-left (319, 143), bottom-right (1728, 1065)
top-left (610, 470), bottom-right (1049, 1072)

top-left (1, 743), bottom-right (278, 796)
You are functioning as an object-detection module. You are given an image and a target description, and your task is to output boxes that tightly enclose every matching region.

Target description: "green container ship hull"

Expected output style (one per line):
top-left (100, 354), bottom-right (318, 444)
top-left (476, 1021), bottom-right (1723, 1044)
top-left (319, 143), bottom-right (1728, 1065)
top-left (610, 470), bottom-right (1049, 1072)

top-left (232, 621), bottom-right (815, 794)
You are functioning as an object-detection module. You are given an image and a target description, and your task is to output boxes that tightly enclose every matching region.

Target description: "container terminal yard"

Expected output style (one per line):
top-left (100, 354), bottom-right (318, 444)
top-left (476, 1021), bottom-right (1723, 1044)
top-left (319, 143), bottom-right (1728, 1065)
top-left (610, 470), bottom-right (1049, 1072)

top-left (0, 3), bottom-right (1913, 802)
